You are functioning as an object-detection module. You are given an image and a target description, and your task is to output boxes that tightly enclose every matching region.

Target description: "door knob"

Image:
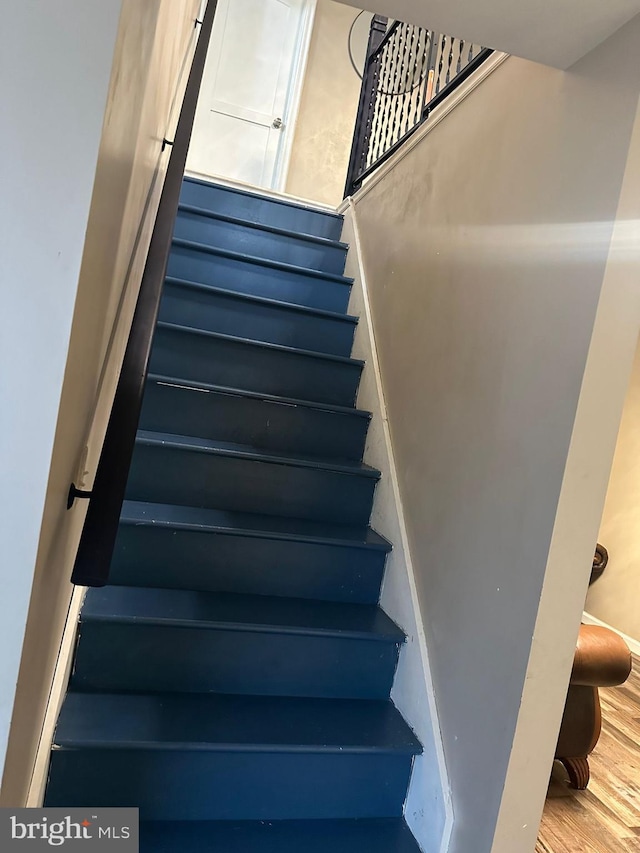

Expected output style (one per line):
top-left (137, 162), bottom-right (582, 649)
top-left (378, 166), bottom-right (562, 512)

top-left (272, 117), bottom-right (284, 129)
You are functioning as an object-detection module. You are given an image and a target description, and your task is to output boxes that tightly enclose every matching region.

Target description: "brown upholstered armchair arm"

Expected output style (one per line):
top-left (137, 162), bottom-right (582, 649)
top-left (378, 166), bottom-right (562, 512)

top-left (571, 625), bottom-right (632, 687)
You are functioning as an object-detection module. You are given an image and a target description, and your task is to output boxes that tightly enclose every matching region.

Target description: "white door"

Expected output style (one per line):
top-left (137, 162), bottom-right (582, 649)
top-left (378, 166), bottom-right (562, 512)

top-left (187, 0), bottom-right (308, 189)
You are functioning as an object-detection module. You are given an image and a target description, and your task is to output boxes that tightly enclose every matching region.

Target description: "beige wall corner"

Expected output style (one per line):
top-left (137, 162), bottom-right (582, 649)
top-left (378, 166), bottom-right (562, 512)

top-left (0, 0), bottom-right (202, 806)
top-left (586, 336), bottom-right (640, 642)
top-left (285, 1), bottom-right (369, 206)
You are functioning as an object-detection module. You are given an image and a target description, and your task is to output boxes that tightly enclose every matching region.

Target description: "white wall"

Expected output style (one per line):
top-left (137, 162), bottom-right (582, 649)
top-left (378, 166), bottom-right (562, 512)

top-left (339, 0), bottom-right (640, 69)
top-left (586, 335), bottom-right (640, 641)
top-left (347, 18), bottom-right (640, 853)
top-left (0, 0), bottom-right (122, 783)
top-left (0, 0), bottom-right (202, 804)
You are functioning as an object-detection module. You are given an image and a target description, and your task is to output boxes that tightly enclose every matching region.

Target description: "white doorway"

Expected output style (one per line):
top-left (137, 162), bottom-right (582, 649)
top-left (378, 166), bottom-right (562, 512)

top-left (187, 0), bottom-right (315, 191)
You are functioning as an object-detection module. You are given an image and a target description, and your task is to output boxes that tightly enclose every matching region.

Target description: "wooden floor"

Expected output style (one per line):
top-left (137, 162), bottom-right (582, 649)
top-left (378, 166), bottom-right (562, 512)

top-left (536, 652), bottom-right (640, 852)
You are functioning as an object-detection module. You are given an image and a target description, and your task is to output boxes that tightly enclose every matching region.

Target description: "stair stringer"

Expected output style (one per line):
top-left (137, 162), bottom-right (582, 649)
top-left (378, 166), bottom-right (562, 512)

top-left (341, 199), bottom-right (452, 853)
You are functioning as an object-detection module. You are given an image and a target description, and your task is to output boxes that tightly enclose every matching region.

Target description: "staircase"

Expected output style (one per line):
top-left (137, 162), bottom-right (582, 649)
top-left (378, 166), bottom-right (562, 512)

top-left (45, 179), bottom-right (423, 851)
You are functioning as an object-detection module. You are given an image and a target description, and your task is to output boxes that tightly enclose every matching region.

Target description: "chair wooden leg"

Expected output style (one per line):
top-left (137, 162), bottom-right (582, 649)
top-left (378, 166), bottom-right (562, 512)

top-left (559, 756), bottom-right (590, 790)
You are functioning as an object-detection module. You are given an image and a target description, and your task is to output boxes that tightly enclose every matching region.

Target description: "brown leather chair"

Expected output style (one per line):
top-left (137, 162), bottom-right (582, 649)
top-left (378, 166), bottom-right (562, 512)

top-left (555, 623), bottom-right (632, 788)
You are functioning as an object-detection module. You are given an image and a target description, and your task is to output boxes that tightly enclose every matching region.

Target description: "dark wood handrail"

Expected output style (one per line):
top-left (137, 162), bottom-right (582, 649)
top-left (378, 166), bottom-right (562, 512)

top-left (70, 1), bottom-right (217, 587)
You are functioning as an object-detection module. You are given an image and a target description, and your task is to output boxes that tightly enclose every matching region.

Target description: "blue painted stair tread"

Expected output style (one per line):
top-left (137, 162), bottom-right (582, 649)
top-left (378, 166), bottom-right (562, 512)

top-left (140, 374), bottom-right (371, 461)
top-left (46, 179), bottom-right (423, 847)
top-left (139, 819), bottom-right (423, 852)
top-left (54, 692), bottom-right (421, 753)
top-left (150, 322), bottom-right (363, 407)
top-left (167, 241), bottom-right (353, 313)
top-left (180, 177), bottom-right (344, 240)
top-left (48, 693), bottom-right (418, 820)
top-left (80, 587), bottom-right (404, 640)
top-left (167, 240), bottom-right (353, 313)
top-left (118, 500), bottom-right (391, 548)
top-left (131, 429), bottom-right (380, 481)
top-left (133, 431), bottom-right (380, 475)
top-left (173, 205), bottom-right (349, 274)
top-left (159, 278), bottom-right (357, 357)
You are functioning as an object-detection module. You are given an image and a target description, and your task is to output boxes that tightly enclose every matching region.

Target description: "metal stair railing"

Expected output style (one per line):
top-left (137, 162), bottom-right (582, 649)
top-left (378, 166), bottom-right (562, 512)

top-left (345, 16), bottom-right (492, 197)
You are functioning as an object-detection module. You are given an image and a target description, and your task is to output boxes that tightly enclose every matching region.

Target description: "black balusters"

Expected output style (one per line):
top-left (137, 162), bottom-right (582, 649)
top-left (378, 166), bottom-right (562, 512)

top-left (344, 16), bottom-right (493, 197)
top-left (345, 14), bottom-right (387, 186)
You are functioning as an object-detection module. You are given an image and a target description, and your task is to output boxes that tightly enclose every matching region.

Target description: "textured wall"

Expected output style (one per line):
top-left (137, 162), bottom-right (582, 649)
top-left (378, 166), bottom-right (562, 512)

top-left (285, 1), bottom-right (369, 206)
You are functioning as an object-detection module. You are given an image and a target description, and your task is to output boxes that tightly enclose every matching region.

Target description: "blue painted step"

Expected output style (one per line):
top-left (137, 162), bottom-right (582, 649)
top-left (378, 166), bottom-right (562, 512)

top-left (138, 819), bottom-right (423, 852)
top-left (173, 206), bottom-right (349, 274)
top-left (180, 177), bottom-right (344, 241)
top-left (45, 179), bottom-right (425, 849)
top-left (47, 692), bottom-right (419, 820)
top-left (149, 323), bottom-right (363, 407)
top-left (72, 588), bottom-right (405, 698)
top-left (159, 278), bottom-right (357, 357)
top-left (140, 375), bottom-right (371, 461)
top-left (111, 502), bottom-right (391, 604)
top-left (126, 432), bottom-right (379, 525)
top-left (167, 241), bottom-right (352, 313)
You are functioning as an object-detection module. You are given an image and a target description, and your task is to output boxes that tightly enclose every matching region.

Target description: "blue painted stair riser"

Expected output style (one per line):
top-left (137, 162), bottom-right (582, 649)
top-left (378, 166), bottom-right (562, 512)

top-left (159, 279), bottom-right (357, 357)
top-left (149, 323), bottom-right (363, 407)
top-left (179, 178), bottom-right (344, 241)
top-left (110, 527), bottom-right (387, 602)
top-left (173, 207), bottom-right (348, 275)
top-left (139, 377), bottom-right (371, 461)
top-left (167, 245), bottom-right (352, 313)
top-left (126, 439), bottom-right (379, 525)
